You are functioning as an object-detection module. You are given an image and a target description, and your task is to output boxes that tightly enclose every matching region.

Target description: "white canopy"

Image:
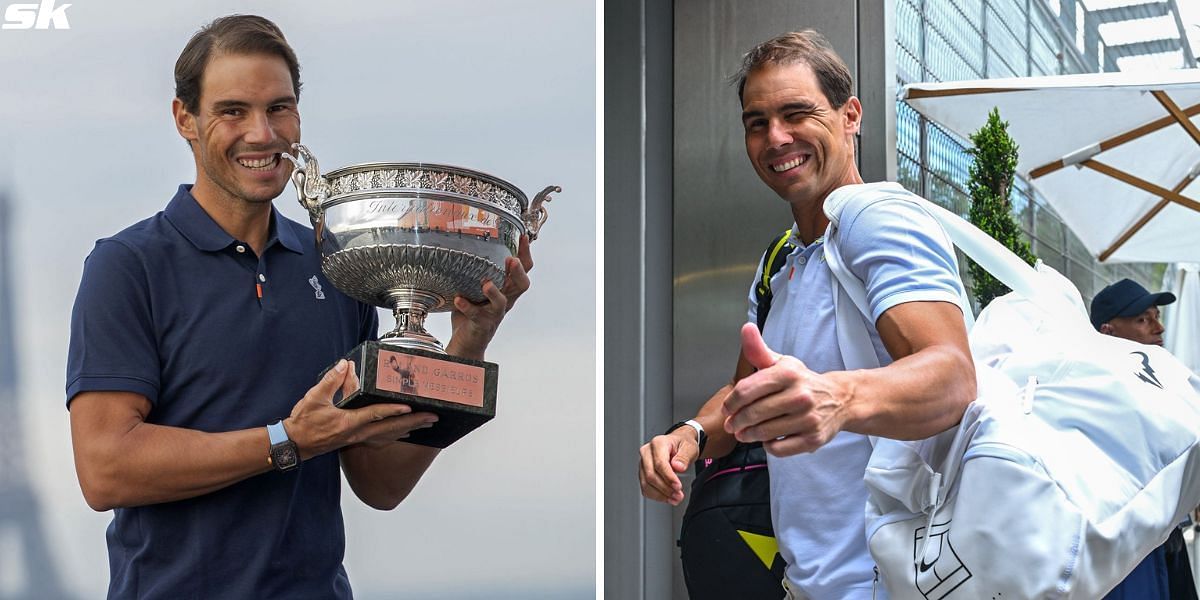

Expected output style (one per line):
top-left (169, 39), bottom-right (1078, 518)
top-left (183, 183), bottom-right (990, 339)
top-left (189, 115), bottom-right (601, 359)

top-left (901, 70), bottom-right (1200, 264)
top-left (1163, 262), bottom-right (1200, 373)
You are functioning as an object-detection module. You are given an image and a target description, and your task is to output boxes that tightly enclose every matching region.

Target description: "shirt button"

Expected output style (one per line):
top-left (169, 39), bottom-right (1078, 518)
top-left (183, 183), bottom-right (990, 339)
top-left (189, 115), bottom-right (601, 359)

top-left (797, 256), bottom-right (807, 265)
top-left (235, 245), bottom-right (246, 253)
top-left (258, 274), bottom-right (267, 283)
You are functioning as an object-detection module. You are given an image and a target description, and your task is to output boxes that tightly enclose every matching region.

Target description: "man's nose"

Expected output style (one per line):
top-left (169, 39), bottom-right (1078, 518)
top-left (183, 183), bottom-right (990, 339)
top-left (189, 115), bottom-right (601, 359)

top-left (766, 121), bottom-right (793, 148)
top-left (1153, 317), bottom-right (1165, 335)
top-left (243, 111), bottom-right (277, 145)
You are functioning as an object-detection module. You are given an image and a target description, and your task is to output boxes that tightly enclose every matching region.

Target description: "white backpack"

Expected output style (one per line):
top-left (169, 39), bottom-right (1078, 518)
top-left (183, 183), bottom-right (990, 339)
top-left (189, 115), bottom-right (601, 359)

top-left (822, 184), bottom-right (1200, 599)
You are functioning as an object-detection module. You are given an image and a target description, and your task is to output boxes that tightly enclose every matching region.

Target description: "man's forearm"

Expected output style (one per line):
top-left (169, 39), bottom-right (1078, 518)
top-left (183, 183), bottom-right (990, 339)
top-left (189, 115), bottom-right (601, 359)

top-left (837, 343), bottom-right (976, 440)
top-left (690, 351), bottom-right (758, 460)
top-left (693, 383), bottom-right (738, 460)
top-left (340, 443), bottom-right (440, 510)
top-left (71, 416), bottom-right (272, 511)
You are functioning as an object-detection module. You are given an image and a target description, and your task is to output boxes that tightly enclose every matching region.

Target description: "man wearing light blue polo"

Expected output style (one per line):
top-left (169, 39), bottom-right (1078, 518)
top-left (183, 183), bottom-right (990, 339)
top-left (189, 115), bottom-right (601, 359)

top-left (638, 30), bottom-right (975, 599)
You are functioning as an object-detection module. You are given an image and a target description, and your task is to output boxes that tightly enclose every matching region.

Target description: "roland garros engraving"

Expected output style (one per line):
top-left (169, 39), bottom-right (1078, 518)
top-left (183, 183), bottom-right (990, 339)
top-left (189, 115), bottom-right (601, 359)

top-left (376, 349), bottom-right (486, 407)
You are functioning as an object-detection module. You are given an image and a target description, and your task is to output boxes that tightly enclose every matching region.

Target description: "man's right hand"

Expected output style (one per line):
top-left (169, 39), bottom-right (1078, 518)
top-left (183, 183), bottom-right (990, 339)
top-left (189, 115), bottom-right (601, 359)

top-left (285, 359), bottom-right (440, 459)
top-left (638, 428), bottom-right (701, 506)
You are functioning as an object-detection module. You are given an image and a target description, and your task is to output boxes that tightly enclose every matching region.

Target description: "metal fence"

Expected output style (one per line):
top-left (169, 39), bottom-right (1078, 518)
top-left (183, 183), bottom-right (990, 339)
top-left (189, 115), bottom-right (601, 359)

top-left (895, 0), bottom-right (1162, 308)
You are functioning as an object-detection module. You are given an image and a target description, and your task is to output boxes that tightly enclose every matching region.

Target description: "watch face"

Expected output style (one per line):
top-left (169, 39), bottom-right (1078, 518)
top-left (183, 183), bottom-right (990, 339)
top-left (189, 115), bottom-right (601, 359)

top-left (272, 442), bottom-right (299, 471)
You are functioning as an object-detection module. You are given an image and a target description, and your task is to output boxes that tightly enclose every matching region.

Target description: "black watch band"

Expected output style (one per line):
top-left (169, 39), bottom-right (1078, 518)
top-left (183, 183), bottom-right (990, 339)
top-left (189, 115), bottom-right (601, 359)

top-left (267, 420), bottom-right (300, 472)
top-left (665, 419), bottom-right (707, 456)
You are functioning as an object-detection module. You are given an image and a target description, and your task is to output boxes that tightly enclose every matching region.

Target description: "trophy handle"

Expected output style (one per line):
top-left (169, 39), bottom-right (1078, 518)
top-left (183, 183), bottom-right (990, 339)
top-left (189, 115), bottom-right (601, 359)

top-left (523, 185), bottom-right (560, 242)
top-left (282, 143), bottom-right (328, 222)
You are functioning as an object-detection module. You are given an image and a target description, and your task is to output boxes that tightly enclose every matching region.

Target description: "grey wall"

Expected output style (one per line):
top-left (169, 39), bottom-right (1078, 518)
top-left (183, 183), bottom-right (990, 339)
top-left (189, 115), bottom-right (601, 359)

top-left (604, 1), bottom-right (674, 599)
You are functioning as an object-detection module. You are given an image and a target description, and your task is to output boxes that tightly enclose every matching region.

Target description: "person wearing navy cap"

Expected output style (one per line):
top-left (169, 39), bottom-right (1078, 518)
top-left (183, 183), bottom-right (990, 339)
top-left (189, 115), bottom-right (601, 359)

top-left (1091, 278), bottom-right (1195, 600)
top-left (1090, 278), bottom-right (1175, 345)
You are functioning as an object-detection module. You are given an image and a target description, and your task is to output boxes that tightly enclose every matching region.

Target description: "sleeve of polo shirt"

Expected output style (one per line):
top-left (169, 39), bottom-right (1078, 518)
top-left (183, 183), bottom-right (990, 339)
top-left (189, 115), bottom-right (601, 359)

top-left (837, 194), bottom-right (964, 323)
top-left (66, 239), bottom-right (160, 408)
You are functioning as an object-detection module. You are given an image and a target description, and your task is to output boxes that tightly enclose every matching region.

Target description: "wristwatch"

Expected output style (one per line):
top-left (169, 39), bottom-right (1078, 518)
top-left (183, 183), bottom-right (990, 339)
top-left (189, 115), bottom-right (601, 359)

top-left (665, 419), bottom-right (707, 456)
top-left (267, 420), bottom-right (300, 472)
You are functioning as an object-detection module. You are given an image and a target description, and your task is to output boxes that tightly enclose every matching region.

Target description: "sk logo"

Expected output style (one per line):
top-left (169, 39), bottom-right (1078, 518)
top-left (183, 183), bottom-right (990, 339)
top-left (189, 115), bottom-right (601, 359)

top-left (2, 0), bottom-right (71, 30)
top-left (308, 276), bottom-right (326, 300)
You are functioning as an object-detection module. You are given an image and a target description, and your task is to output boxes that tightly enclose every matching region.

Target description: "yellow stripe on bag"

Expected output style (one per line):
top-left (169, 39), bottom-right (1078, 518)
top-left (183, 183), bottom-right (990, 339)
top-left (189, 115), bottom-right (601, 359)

top-left (761, 229), bottom-right (794, 291)
top-left (737, 529), bottom-right (780, 569)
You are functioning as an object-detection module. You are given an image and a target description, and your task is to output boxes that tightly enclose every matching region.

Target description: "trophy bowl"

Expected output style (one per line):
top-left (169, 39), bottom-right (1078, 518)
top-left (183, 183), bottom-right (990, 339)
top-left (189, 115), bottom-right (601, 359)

top-left (284, 143), bottom-right (558, 447)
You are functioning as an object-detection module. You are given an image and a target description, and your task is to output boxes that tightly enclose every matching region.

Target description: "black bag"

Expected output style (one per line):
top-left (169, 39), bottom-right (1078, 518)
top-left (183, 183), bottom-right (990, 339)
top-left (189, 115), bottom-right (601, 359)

top-left (679, 442), bottom-right (783, 599)
top-left (677, 230), bottom-right (794, 600)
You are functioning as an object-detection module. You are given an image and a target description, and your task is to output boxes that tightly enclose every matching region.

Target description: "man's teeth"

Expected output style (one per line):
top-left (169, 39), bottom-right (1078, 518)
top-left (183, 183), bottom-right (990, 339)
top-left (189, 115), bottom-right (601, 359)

top-left (238, 155), bottom-right (277, 170)
top-left (772, 155), bottom-right (807, 172)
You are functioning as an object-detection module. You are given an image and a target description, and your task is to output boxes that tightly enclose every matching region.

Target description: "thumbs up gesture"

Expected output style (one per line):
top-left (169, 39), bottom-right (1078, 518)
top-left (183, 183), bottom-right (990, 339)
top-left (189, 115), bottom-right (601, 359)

top-left (723, 323), bottom-right (851, 456)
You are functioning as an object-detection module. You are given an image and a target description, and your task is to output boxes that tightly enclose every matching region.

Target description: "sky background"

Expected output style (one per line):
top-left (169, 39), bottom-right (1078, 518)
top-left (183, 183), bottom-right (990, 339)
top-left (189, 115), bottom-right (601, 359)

top-left (0, 1), bottom-right (596, 598)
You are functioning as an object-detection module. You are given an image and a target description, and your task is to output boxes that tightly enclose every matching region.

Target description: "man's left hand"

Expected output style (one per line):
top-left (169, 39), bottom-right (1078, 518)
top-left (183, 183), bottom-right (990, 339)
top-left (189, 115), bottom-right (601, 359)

top-left (723, 322), bottom-right (851, 457)
top-left (446, 235), bottom-right (533, 360)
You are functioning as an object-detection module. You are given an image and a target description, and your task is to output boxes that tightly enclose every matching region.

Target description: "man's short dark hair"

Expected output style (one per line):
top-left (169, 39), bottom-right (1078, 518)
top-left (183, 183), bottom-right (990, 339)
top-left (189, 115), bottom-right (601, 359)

top-left (732, 29), bottom-right (852, 109)
top-left (174, 14), bottom-right (302, 115)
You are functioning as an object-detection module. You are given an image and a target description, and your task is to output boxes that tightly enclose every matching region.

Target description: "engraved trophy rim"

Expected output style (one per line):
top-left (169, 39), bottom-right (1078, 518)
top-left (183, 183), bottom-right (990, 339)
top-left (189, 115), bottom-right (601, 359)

top-left (284, 144), bottom-right (558, 355)
top-left (323, 162), bottom-right (529, 207)
top-left (317, 188), bottom-right (527, 231)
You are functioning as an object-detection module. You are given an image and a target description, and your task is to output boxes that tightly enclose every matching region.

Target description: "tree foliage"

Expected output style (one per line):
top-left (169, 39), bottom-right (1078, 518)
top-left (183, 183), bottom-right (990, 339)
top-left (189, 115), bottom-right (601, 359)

top-left (967, 107), bottom-right (1036, 308)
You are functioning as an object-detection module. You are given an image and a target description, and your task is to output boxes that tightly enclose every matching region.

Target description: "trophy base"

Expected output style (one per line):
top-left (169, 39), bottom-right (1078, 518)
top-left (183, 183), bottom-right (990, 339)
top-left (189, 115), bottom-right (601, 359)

top-left (334, 341), bottom-right (498, 448)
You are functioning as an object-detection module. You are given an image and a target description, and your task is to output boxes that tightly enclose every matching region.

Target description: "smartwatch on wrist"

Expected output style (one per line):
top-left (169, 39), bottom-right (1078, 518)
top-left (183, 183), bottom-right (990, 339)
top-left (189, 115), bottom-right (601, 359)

top-left (267, 420), bottom-right (300, 472)
top-left (665, 419), bottom-right (707, 456)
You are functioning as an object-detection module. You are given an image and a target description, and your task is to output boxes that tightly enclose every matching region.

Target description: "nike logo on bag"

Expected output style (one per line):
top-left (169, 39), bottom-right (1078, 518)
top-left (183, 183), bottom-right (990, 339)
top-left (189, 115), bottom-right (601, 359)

top-left (919, 558), bottom-right (936, 573)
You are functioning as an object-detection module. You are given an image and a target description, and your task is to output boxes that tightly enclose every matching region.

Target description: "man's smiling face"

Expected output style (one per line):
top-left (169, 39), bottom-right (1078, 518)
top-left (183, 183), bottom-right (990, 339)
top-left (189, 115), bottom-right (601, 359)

top-left (741, 61), bottom-right (861, 207)
top-left (175, 51), bottom-right (300, 207)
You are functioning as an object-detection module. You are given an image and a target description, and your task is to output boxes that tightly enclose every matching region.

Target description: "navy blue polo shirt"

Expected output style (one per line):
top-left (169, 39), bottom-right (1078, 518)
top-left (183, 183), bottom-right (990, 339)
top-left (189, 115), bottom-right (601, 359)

top-left (67, 185), bottom-right (377, 599)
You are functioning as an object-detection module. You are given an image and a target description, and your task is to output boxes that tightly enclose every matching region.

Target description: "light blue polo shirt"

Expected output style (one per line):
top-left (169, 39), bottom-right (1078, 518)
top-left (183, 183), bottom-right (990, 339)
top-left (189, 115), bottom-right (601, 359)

top-left (746, 182), bottom-right (965, 599)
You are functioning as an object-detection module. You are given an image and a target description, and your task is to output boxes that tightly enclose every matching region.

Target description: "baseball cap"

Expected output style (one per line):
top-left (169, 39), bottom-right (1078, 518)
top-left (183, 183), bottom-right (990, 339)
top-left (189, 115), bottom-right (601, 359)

top-left (1089, 278), bottom-right (1176, 330)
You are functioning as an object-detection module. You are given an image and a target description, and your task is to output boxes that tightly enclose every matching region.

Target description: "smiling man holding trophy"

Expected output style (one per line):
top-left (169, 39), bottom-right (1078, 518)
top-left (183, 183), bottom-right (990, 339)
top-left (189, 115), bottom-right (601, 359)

top-left (63, 14), bottom-right (555, 599)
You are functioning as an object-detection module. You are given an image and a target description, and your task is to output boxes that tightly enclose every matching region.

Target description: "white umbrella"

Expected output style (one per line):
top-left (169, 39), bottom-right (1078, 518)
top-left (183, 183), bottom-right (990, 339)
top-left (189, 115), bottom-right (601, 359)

top-left (1163, 262), bottom-right (1200, 373)
top-left (901, 70), bottom-right (1200, 264)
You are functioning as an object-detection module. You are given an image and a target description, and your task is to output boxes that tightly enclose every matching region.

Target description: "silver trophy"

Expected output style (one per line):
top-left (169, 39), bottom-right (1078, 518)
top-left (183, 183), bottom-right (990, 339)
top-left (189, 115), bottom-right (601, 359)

top-left (283, 143), bottom-right (558, 447)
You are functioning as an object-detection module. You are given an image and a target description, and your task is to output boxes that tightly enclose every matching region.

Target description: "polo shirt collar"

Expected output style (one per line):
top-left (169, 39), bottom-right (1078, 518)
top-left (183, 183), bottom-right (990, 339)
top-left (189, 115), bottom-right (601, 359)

top-left (164, 184), bottom-right (304, 255)
top-left (271, 205), bottom-right (304, 254)
top-left (788, 223), bottom-right (824, 251)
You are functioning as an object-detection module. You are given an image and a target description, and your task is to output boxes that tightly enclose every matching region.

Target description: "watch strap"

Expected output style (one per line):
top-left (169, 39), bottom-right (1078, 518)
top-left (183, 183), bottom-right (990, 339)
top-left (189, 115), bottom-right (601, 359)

top-left (267, 420), bottom-right (300, 471)
top-left (665, 419), bottom-right (708, 456)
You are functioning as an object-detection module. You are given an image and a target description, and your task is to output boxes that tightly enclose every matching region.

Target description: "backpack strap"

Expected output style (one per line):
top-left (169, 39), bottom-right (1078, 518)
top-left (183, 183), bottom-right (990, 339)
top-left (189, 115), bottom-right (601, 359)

top-left (754, 229), bottom-right (796, 332)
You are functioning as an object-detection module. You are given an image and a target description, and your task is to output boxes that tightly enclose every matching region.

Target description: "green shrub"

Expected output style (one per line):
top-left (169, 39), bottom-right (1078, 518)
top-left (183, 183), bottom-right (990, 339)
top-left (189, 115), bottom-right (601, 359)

top-left (967, 107), bottom-right (1036, 308)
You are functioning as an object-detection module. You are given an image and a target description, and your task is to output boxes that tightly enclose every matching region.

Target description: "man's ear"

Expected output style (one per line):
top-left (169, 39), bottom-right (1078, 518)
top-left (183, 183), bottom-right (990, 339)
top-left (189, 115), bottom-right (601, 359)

top-left (1099, 323), bottom-right (1113, 335)
top-left (843, 96), bottom-right (863, 136)
top-left (172, 98), bottom-right (198, 147)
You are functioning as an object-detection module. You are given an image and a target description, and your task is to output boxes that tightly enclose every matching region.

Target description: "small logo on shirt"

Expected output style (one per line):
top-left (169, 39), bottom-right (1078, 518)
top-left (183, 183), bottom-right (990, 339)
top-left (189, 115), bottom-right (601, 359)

top-left (309, 276), bottom-right (326, 300)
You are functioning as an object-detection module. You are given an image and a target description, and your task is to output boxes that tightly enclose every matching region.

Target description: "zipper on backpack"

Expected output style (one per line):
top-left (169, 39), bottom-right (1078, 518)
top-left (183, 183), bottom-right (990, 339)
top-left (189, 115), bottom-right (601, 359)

top-left (701, 463), bottom-right (767, 483)
top-left (872, 565), bottom-right (879, 600)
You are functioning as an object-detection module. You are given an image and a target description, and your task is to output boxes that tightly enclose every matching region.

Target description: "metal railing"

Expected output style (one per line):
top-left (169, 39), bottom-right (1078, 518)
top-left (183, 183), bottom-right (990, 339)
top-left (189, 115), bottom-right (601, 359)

top-left (895, 0), bottom-right (1163, 305)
